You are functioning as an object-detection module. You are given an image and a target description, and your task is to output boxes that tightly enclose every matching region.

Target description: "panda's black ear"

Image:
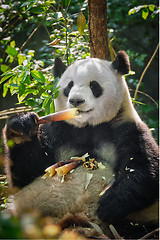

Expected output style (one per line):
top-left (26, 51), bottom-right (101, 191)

top-left (54, 58), bottom-right (67, 78)
top-left (111, 51), bottom-right (130, 75)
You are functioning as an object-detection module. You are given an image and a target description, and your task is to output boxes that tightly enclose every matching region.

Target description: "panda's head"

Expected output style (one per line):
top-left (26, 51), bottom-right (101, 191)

top-left (54, 51), bottom-right (130, 127)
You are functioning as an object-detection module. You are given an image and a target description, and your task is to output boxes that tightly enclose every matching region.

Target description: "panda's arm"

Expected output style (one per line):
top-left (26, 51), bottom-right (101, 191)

top-left (97, 122), bottom-right (159, 223)
top-left (3, 112), bottom-right (55, 188)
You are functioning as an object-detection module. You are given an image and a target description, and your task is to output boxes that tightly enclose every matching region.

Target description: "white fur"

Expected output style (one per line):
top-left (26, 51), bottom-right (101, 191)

top-left (55, 58), bottom-right (141, 127)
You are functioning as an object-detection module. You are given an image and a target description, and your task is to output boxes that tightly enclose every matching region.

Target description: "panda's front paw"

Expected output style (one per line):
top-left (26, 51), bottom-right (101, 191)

top-left (97, 196), bottom-right (111, 223)
top-left (5, 112), bottom-right (39, 144)
top-left (97, 189), bottom-right (123, 224)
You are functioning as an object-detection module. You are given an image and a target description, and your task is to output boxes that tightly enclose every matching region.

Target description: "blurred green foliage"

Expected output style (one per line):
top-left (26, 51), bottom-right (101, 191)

top-left (0, 212), bottom-right (23, 239)
top-left (0, 44), bottom-right (60, 115)
top-left (0, 0), bottom-right (90, 116)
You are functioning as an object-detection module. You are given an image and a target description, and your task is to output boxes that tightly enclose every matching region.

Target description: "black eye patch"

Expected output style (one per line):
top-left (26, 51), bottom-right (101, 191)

top-left (63, 81), bottom-right (74, 97)
top-left (90, 81), bottom-right (103, 98)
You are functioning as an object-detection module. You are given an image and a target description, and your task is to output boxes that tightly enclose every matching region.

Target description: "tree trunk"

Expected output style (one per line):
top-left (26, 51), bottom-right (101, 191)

top-left (88, 0), bottom-right (109, 60)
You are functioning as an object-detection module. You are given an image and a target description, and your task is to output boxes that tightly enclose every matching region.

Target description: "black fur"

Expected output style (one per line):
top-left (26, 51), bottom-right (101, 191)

top-left (97, 122), bottom-right (159, 223)
top-left (90, 81), bottom-right (103, 98)
top-left (54, 58), bottom-right (67, 78)
top-left (63, 81), bottom-right (74, 97)
top-left (112, 50), bottom-right (130, 75)
top-left (3, 113), bottom-right (159, 224)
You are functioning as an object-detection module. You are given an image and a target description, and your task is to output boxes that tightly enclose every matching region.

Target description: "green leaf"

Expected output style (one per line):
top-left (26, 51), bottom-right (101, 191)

top-left (18, 83), bottom-right (25, 97)
top-left (18, 93), bottom-right (28, 103)
top-left (53, 87), bottom-right (59, 99)
top-left (26, 98), bottom-right (42, 108)
top-left (25, 89), bottom-right (39, 95)
top-left (1, 64), bottom-right (8, 72)
top-left (142, 8), bottom-right (149, 19)
top-left (9, 83), bottom-right (19, 88)
top-left (28, 50), bottom-right (35, 57)
top-left (0, 73), bottom-right (13, 84)
top-left (20, 2), bottom-right (29, 7)
top-left (6, 45), bottom-right (18, 57)
top-left (41, 92), bottom-right (50, 99)
top-left (10, 41), bottom-right (16, 48)
top-left (62, 0), bottom-right (71, 7)
top-left (31, 70), bottom-right (45, 83)
top-left (42, 97), bottom-right (51, 108)
top-left (25, 98), bottom-right (35, 108)
top-left (128, 8), bottom-right (136, 15)
top-left (19, 71), bottom-right (28, 83)
top-left (18, 54), bottom-right (26, 65)
top-left (53, 77), bottom-right (59, 88)
top-left (125, 70), bottom-right (135, 76)
top-left (132, 99), bottom-right (145, 105)
top-left (10, 87), bottom-right (19, 96)
top-left (21, 0), bottom-right (38, 11)
top-left (9, 75), bottom-right (19, 86)
top-left (24, 75), bottom-right (31, 84)
top-left (33, 107), bottom-right (43, 114)
top-left (77, 12), bottom-right (86, 35)
top-left (3, 83), bottom-right (9, 97)
top-left (18, 88), bottom-right (39, 103)
top-left (149, 5), bottom-right (155, 12)
top-left (128, 5), bottom-right (148, 15)
top-left (30, 6), bottom-right (45, 14)
top-left (50, 100), bottom-right (55, 113)
top-left (42, 97), bottom-right (52, 114)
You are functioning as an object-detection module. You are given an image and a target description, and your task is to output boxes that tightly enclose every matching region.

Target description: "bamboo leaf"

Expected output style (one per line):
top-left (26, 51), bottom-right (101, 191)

top-left (0, 73), bottom-right (13, 84)
top-left (50, 100), bottom-right (55, 113)
top-left (42, 97), bottom-right (52, 114)
top-left (26, 98), bottom-right (42, 108)
top-left (3, 83), bottom-right (9, 97)
top-left (41, 92), bottom-right (50, 99)
top-left (31, 70), bottom-right (45, 83)
top-left (19, 71), bottom-right (28, 83)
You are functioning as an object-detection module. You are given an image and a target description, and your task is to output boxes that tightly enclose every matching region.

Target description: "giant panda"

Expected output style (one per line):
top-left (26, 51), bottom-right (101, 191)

top-left (3, 51), bottom-right (159, 238)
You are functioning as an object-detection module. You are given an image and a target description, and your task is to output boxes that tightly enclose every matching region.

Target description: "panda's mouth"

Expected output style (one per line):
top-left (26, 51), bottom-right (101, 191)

top-left (78, 108), bottom-right (94, 114)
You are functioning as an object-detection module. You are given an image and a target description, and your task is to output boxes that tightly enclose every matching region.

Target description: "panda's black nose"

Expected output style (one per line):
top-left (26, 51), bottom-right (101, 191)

top-left (69, 98), bottom-right (85, 107)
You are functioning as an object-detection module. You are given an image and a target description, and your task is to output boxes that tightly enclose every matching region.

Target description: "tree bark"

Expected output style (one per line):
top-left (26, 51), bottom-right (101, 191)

top-left (88, 0), bottom-right (109, 60)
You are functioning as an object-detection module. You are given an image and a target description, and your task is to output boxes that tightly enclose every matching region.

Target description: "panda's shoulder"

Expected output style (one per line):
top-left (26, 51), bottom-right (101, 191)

top-left (112, 120), bottom-right (158, 152)
top-left (111, 120), bottom-right (149, 135)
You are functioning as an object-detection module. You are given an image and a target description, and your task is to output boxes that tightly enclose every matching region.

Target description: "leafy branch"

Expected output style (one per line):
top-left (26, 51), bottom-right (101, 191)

top-left (0, 0), bottom-right (89, 116)
top-left (128, 4), bottom-right (159, 19)
top-left (5, 13), bottom-right (48, 73)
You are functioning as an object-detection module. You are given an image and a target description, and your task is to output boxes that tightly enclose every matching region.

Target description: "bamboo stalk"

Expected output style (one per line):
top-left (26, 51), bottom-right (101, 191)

top-left (38, 108), bottom-right (79, 124)
top-left (0, 106), bottom-right (32, 120)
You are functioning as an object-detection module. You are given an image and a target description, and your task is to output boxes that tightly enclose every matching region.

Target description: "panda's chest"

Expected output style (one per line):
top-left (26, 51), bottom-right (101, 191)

top-left (54, 123), bottom-right (117, 167)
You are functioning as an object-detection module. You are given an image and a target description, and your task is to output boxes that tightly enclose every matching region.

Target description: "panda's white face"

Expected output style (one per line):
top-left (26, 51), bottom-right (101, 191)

top-left (55, 58), bottom-right (125, 127)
